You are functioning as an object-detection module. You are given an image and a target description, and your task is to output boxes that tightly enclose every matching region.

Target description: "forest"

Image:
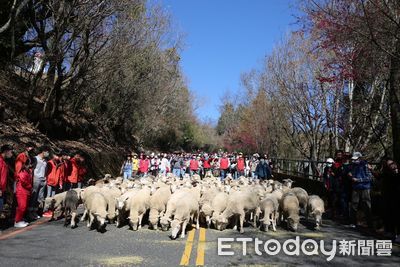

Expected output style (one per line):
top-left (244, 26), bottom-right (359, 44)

top-left (1, 0), bottom-right (399, 164)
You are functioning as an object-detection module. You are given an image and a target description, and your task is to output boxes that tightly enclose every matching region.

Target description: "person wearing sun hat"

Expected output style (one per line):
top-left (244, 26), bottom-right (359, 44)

top-left (348, 151), bottom-right (373, 229)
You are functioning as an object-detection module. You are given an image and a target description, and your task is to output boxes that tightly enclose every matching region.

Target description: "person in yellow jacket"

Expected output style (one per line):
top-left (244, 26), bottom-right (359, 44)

top-left (132, 153), bottom-right (139, 177)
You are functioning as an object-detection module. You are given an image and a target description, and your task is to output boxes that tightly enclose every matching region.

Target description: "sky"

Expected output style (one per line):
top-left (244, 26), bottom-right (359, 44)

top-left (162, 0), bottom-right (297, 122)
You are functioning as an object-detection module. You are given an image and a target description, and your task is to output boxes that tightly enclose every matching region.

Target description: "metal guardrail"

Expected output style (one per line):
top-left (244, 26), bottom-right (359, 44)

top-left (270, 158), bottom-right (379, 181)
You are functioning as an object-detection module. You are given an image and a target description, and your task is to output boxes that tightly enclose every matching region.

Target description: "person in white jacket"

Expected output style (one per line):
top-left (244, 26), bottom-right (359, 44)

top-left (159, 154), bottom-right (170, 176)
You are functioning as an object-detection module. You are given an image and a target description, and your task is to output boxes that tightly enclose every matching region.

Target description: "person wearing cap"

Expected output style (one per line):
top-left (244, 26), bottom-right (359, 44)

top-left (0, 145), bottom-right (13, 215)
top-left (255, 156), bottom-right (272, 180)
top-left (348, 152), bottom-right (373, 229)
top-left (323, 158), bottom-right (336, 218)
top-left (331, 150), bottom-right (345, 219)
top-left (132, 154), bottom-right (139, 177)
top-left (219, 153), bottom-right (230, 180)
top-left (120, 154), bottom-right (133, 181)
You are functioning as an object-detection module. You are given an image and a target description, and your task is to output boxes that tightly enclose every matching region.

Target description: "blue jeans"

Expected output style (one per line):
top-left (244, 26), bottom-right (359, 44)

top-left (220, 169), bottom-right (227, 180)
top-left (123, 171), bottom-right (132, 180)
top-left (47, 185), bottom-right (57, 198)
top-left (173, 168), bottom-right (181, 178)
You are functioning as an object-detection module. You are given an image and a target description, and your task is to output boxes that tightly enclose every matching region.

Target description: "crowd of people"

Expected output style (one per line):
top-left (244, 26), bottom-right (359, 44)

top-left (119, 152), bottom-right (273, 180)
top-left (322, 150), bottom-right (400, 242)
top-left (0, 143), bottom-right (87, 228)
top-left (1, 142), bottom-right (399, 242)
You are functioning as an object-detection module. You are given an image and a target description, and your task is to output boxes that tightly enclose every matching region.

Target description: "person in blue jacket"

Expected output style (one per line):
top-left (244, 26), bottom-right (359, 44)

top-left (348, 152), bottom-right (373, 228)
top-left (255, 157), bottom-right (272, 180)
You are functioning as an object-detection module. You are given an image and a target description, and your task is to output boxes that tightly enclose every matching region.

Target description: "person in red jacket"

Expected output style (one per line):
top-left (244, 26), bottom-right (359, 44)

top-left (237, 153), bottom-right (245, 177)
top-left (66, 152), bottom-right (85, 190)
top-left (190, 155), bottom-right (199, 176)
top-left (139, 155), bottom-right (150, 176)
top-left (15, 161), bottom-right (33, 228)
top-left (201, 154), bottom-right (211, 177)
top-left (14, 142), bottom-right (35, 179)
top-left (0, 145), bottom-right (13, 214)
top-left (60, 151), bottom-right (70, 191)
top-left (219, 153), bottom-right (230, 180)
top-left (46, 151), bottom-right (62, 198)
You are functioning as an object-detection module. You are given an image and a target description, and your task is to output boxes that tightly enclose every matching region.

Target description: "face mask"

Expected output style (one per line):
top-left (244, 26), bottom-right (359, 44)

top-left (327, 163), bottom-right (332, 167)
top-left (43, 152), bottom-right (49, 158)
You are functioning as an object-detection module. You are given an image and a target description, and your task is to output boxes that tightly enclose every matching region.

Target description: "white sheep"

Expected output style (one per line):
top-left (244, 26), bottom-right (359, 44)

top-left (100, 186), bottom-right (122, 223)
top-left (169, 192), bottom-right (199, 239)
top-left (149, 185), bottom-right (173, 230)
top-left (160, 189), bottom-right (191, 231)
top-left (128, 186), bottom-right (152, 230)
top-left (306, 195), bottom-right (325, 230)
top-left (290, 187), bottom-right (309, 212)
top-left (279, 193), bottom-right (300, 231)
top-left (258, 197), bottom-right (278, 232)
top-left (210, 191), bottom-right (229, 227)
top-left (44, 191), bottom-right (67, 220)
top-left (84, 192), bottom-right (108, 231)
top-left (214, 190), bottom-right (259, 233)
top-left (115, 189), bottom-right (139, 227)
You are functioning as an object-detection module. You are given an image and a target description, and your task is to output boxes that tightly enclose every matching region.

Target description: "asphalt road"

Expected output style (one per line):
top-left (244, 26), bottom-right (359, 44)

top-left (0, 215), bottom-right (399, 267)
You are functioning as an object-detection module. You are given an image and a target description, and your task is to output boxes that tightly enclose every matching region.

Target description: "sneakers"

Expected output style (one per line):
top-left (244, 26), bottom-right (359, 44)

top-left (42, 211), bottom-right (53, 218)
top-left (14, 221), bottom-right (29, 228)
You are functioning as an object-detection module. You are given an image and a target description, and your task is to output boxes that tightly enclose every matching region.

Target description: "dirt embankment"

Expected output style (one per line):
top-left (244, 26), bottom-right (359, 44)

top-left (0, 70), bottom-right (125, 179)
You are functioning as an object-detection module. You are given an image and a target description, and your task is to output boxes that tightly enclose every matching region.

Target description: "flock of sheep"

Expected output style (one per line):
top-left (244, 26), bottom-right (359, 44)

top-left (44, 173), bottom-right (325, 239)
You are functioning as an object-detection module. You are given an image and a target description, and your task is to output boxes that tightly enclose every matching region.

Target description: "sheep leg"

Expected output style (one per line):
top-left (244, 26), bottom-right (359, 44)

top-left (180, 220), bottom-right (188, 238)
top-left (272, 213), bottom-right (277, 232)
top-left (138, 214), bottom-right (143, 229)
top-left (239, 212), bottom-right (245, 234)
top-left (71, 211), bottom-right (77, 228)
top-left (88, 213), bottom-right (94, 228)
top-left (232, 215), bottom-right (238, 231)
top-left (206, 215), bottom-right (211, 228)
top-left (81, 209), bottom-right (88, 222)
top-left (196, 212), bottom-right (200, 230)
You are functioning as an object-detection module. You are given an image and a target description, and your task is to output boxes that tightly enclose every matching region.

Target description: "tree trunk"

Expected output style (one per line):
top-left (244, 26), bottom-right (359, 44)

top-left (389, 41), bottom-right (400, 163)
top-left (345, 80), bottom-right (354, 152)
